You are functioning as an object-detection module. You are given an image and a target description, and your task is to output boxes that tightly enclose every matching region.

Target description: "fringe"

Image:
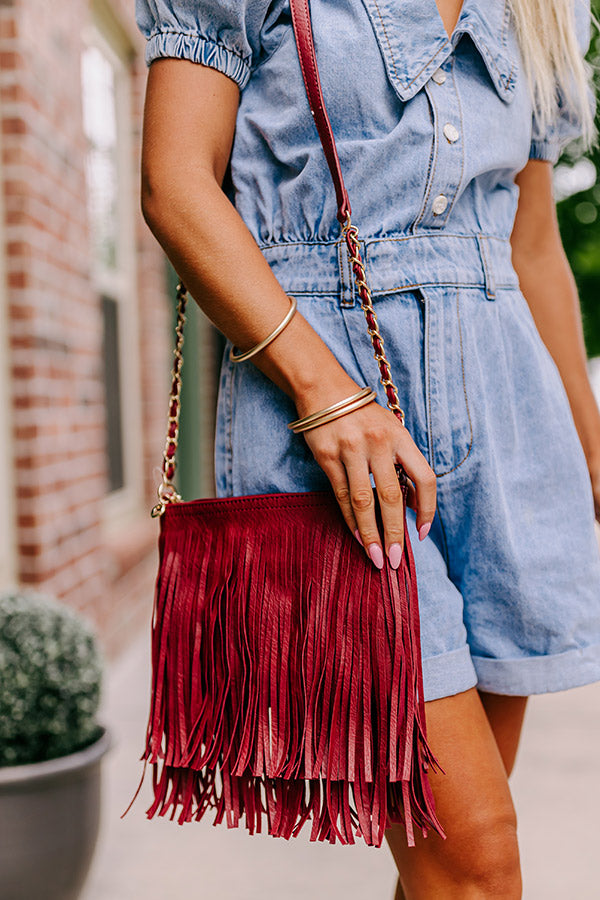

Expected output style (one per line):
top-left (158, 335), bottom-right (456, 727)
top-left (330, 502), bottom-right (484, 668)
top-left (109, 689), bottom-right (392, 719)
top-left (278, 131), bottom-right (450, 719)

top-left (135, 491), bottom-right (446, 848)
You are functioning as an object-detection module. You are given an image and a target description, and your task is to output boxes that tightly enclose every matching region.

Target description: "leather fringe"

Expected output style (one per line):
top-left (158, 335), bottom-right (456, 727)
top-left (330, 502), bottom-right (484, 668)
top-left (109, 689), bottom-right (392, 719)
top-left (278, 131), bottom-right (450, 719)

top-left (135, 493), bottom-right (446, 848)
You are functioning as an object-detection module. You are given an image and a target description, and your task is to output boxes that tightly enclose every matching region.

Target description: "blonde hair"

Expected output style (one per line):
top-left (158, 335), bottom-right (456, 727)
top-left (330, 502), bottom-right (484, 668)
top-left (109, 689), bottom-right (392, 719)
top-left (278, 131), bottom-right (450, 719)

top-left (508, 0), bottom-right (597, 150)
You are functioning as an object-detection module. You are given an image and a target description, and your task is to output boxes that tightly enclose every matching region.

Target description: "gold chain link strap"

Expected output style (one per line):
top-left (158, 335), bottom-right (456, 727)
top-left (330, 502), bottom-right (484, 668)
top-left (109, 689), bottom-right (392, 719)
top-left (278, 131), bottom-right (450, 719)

top-left (341, 213), bottom-right (406, 426)
top-left (341, 214), bottom-right (409, 491)
top-left (152, 215), bottom-right (408, 516)
top-left (151, 281), bottom-right (187, 517)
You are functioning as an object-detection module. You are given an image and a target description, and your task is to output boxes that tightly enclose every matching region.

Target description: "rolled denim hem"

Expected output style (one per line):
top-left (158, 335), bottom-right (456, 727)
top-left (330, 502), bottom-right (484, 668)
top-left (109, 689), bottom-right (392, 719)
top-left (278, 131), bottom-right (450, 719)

top-left (421, 646), bottom-right (479, 703)
top-left (471, 644), bottom-right (600, 695)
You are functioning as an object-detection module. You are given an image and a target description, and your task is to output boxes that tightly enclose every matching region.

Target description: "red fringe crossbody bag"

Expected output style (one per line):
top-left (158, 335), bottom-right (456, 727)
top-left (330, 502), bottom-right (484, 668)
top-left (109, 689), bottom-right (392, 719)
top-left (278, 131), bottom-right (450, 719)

top-left (126, 0), bottom-right (447, 849)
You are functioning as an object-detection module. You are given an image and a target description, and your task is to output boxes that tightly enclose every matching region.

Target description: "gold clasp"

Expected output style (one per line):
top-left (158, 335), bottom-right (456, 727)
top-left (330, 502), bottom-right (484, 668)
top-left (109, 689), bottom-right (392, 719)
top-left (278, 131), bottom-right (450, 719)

top-left (150, 481), bottom-right (182, 518)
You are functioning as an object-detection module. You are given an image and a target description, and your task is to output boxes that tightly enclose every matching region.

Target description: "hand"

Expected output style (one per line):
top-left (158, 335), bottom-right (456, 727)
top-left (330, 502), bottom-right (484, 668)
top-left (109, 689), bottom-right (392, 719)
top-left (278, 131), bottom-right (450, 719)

top-left (301, 398), bottom-right (437, 570)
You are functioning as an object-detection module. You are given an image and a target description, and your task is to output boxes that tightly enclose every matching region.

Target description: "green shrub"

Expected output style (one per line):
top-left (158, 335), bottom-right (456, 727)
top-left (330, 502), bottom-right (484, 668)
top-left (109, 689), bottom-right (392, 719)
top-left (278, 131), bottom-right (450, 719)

top-left (0, 589), bottom-right (103, 766)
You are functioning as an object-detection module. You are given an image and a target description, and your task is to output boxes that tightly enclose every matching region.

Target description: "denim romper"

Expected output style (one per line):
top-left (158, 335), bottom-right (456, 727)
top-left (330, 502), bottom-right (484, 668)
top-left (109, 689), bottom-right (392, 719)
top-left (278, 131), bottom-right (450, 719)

top-left (136, 0), bottom-right (600, 702)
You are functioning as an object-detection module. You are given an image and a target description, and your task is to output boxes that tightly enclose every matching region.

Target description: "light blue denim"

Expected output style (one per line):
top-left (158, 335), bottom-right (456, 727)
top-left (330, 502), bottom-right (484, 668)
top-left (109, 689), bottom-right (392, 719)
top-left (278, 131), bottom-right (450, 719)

top-left (136, 0), bottom-right (600, 702)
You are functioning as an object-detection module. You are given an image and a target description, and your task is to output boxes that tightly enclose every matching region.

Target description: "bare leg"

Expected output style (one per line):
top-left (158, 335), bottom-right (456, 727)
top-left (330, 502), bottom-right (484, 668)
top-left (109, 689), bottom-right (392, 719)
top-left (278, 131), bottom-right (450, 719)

top-left (477, 689), bottom-right (528, 777)
top-left (386, 686), bottom-right (526, 899)
top-left (391, 689), bottom-right (528, 898)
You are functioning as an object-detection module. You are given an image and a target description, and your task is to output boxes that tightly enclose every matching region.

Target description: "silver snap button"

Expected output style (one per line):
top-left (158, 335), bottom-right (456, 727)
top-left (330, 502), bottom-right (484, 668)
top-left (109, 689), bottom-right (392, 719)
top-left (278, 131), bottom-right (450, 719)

top-left (432, 194), bottom-right (449, 215)
top-left (443, 122), bottom-right (460, 143)
top-left (432, 68), bottom-right (446, 85)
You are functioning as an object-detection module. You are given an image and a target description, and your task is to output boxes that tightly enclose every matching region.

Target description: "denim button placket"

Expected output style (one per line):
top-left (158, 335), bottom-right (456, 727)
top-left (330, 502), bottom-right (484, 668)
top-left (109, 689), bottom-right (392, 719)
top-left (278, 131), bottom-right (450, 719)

top-left (415, 56), bottom-right (464, 230)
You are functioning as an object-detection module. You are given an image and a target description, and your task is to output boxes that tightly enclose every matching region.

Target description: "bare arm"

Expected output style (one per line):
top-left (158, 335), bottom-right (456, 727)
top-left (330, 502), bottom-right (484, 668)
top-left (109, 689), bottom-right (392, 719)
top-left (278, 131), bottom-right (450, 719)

top-left (511, 158), bottom-right (600, 520)
top-left (141, 60), bottom-right (356, 411)
top-left (140, 59), bottom-right (437, 563)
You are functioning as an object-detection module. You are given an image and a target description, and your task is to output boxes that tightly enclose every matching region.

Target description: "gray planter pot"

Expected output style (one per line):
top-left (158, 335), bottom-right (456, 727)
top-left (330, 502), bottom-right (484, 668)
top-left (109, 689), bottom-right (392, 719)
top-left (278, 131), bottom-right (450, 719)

top-left (0, 726), bottom-right (111, 900)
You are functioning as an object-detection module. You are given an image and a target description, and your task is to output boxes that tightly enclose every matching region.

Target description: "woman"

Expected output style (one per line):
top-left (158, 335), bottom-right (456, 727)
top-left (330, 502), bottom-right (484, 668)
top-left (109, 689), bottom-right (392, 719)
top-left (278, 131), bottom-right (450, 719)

top-left (135, 0), bottom-right (600, 896)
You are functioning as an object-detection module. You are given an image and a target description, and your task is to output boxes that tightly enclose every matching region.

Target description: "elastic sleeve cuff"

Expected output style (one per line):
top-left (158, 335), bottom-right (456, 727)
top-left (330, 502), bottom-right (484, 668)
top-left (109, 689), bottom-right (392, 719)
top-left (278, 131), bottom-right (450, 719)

top-left (528, 139), bottom-right (561, 165)
top-left (144, 31), bottom-right (252, 90)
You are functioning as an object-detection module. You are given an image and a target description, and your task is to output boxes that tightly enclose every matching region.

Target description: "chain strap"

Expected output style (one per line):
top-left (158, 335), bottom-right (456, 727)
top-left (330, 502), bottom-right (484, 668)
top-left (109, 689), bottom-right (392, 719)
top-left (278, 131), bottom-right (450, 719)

top-left (341, 214), bottom-right (406, 427)
top-left (151, 227), bottom-right (407, 517)
top-left (151, 218), bottom-right (409, 515)
top-left (151, 281), bottom-right (187, 517)
top-left (342, 215), bottom-right (409, 490)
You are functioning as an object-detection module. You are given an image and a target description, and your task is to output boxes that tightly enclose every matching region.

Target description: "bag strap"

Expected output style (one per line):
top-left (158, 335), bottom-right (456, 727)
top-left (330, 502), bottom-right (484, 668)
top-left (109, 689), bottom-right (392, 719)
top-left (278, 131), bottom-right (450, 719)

top-left (151, 2), bottom-right (406, 516)
top-left (288, 0), bottom-right (351, 226)
top-left (288, 0), bottom-right (405, 422)
top-left (152, 279), bottom-right (187, 515)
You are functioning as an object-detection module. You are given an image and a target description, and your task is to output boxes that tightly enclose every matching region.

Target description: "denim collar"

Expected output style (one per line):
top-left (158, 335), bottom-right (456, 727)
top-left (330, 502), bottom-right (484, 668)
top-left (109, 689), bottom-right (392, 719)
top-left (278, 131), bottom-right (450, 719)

top-left (361, 0), bottom-right (518, 103)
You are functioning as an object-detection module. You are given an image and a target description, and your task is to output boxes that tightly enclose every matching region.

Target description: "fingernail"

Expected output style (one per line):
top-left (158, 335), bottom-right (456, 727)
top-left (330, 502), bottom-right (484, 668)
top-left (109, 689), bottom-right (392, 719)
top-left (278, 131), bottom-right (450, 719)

top-left (368, 542), bottom-right (384, 569)
top-left (419, 522), bottom-right (431, 541)
top-left (354, 529), bottom-right (363, 547)
top-left (388, 542), bottom-right (403, 570)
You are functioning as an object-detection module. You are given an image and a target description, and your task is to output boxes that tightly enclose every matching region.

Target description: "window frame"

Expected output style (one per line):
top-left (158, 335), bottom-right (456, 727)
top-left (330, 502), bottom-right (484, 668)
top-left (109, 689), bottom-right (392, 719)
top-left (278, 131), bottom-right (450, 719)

top-left (82, 8), bottom-right (144, 531)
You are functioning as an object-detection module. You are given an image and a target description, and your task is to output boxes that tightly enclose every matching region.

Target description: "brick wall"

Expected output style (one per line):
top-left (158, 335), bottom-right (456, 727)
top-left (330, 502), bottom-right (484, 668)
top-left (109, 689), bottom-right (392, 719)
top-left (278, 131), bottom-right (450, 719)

top-left (0, 0), bottom-right (174, 655)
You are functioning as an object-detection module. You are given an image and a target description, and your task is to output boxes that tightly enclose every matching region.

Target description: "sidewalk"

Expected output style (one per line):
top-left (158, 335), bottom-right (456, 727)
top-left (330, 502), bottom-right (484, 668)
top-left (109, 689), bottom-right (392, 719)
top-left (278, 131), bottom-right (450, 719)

top-left (83, 623), bottom-right (600, 900)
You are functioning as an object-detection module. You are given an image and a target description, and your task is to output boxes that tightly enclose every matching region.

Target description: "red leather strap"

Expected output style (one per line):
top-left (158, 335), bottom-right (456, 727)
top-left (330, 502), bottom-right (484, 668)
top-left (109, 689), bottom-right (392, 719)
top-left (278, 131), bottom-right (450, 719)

top-left (289, 0), bottom-right (406, 429)
top-left (289, 0), bottom-right (351, 224)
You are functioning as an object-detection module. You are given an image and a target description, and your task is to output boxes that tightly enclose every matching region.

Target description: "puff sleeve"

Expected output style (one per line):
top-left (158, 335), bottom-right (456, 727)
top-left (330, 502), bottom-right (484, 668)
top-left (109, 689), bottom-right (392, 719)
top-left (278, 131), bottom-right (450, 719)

top-left (134, 0), bottom-right (272, 91)
top-left (529, 0), bottom-right (596, 163)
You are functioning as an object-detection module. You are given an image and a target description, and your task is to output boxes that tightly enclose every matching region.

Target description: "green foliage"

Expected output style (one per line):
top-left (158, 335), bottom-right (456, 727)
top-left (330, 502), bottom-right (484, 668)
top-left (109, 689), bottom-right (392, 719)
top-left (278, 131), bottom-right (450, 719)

top-left (556, 0), bottom-right (600, 358)
top-left (0, 589), bottom-right (103, 767)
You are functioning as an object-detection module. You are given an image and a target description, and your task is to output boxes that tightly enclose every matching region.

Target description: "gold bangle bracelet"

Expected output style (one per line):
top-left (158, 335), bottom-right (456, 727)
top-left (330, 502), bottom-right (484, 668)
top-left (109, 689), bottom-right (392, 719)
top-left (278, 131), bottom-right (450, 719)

top-left (290, 390), bottom-right (378, 433)
top-left (229, 295), bottom-right (298, 363)
top-left (288, 387), bottom-right (378, 433)
top-left (287, 387), bottom-right (374, 431)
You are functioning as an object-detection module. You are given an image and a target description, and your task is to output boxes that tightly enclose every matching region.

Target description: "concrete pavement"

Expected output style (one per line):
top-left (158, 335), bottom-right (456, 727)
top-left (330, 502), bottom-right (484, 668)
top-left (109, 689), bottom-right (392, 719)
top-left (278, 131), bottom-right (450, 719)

top-left (82, 623), bottom-right (600, 900)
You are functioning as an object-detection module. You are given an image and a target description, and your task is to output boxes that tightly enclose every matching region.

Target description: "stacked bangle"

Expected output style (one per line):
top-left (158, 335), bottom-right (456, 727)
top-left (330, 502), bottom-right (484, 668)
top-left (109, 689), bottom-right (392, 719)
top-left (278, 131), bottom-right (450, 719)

top-left (288, 386), bottom-right (378, 433)
top-left (229, 295), bottom-right (298, 363)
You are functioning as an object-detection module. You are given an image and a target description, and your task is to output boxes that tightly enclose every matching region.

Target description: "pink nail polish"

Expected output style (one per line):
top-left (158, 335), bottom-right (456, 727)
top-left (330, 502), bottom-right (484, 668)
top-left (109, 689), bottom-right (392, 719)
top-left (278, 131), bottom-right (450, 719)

top-left (388, 542), bottom-right (403, 570)
top-left (368, 543), bottom-right (384, 569)
top-left (419, 522), bottom-right (431, 541)
top-left (354, 529), bottom-right (364, 547)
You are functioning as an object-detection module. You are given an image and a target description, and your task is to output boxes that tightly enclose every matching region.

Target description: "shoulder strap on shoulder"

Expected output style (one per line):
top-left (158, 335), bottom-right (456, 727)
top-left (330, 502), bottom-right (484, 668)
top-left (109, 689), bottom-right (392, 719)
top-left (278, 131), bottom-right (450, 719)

top-left (289, 0), bottom-right (351, 224)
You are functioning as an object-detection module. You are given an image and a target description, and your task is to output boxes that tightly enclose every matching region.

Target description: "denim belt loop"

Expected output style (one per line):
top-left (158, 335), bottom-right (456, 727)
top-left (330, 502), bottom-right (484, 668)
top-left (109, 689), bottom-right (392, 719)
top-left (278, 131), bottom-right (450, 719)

top-left (476, 234), bottom-right (496, 301)
top-left (337, 237), bottom-right (355, 308)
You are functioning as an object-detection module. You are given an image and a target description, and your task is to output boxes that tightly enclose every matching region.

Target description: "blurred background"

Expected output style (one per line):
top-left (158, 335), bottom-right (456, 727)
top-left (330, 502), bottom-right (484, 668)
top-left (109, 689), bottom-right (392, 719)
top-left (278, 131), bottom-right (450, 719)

top-left (0, 1), bottom-right (599, 899)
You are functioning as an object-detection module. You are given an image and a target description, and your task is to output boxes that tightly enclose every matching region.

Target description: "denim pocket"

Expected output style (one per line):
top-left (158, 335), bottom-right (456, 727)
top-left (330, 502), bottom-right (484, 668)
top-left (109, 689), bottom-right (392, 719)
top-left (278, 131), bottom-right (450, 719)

top-left (421, 285), bottom-right (473, 476)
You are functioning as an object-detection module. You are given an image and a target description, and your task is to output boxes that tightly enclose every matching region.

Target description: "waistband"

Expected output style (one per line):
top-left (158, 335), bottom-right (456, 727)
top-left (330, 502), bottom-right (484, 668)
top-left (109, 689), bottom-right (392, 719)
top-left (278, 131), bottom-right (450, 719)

top-left (259, 232), bottom-right (520, 306)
